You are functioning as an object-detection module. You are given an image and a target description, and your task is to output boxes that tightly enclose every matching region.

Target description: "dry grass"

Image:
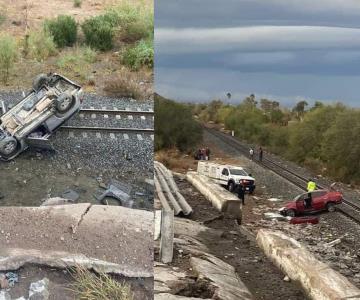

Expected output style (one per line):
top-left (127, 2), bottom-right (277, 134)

top-left (103, 67), bottom-right (152, 100)
top-left (69, 265), bottom-right (134, 300)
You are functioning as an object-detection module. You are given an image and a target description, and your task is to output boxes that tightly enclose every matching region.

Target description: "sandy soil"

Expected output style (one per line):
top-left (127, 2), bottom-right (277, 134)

top-left (0, 0), bottom-right (151, 36)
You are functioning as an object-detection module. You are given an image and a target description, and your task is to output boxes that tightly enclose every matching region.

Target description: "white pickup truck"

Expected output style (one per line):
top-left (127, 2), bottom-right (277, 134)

top-left (197, 161), bottom-right (256, 193)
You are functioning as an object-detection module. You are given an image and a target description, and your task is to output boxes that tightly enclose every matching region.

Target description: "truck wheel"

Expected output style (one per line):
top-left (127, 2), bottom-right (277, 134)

top-left (0, 136), bottom-right (18, 156)
top-left (286, 209), bottom-right (296, 217)
top-left (326, 202), bottom-right (336, 212)
top-left (33, 74), bottom-right (49, 91)
top-left (55, 93), bottom-right (75, 114)
top-left (228, 181), bottom-right (235, 192)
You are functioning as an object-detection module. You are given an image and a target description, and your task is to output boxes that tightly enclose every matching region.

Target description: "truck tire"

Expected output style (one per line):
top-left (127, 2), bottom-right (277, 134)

top-left (286, 209), bottom-right (296, 217)
top-left (326, 202), bottom-right (336, 212)
top-left (33, 74), bottom-right (49, 91)
top-left (0, 136), bottom-right (18, 156)
top-left (228, 181), bottom-right (235, 192)
top-left (55, 92), bottom-right (75, 114)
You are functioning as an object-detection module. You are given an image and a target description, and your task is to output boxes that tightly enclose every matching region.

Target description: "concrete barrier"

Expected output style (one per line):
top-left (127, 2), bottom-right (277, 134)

top-left (186, 172), bottom-right (242, 221)
top-left (256, 229), bottom-right (360, 300)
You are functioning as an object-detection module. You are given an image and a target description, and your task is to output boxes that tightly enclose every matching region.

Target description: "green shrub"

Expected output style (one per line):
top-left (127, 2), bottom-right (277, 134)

top-left (73, 0), bottom-right (82, 8)
top-left (81, 15), bottom-right (114, 51)
top-left (27, 29), bottom-right (57, 61)
top-left (0, 35), bottom-right (17, 83)
top-left (104, 4), bottom-right (153, 42)
top-left (45, 15), bottom-right (77, 48)
top-left (122, 39), bottom-right (153, 70)
top-left (56, 47), bottom-right (97, 80)
top-left (155, 94), bottom-right (202, 151)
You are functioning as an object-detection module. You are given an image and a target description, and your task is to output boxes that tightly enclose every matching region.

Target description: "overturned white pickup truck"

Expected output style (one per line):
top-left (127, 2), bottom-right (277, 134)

top-left (0, 73), bottom-right (83, 160)
top-left (197, 161), bottom-right (256, 193)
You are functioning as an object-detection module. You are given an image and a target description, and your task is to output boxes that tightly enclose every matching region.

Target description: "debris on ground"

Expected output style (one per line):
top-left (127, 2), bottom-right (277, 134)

top-left (60, 189), bottom-right (79, 202)
top-left (29, 278), bottom-right (50, 300)
top-left (95, 180), bottom-right (133, 207)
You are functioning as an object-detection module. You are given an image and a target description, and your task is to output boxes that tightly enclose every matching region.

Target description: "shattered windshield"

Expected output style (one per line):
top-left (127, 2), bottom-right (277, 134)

top-left (229, 168), bottom-right (248, 176)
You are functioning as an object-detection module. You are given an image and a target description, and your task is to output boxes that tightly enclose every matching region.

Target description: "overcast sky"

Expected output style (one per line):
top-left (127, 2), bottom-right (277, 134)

top-left (155, 0), bottom-right (360, 107)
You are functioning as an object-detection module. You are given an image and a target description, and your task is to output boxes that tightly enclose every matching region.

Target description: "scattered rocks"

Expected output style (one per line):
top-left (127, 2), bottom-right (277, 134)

top-left (29, 278), bottom-right (50, 300)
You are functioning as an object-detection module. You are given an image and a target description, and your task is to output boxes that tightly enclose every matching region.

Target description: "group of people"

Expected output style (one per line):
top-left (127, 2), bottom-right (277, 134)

top-left (249, 147), bottom-right (263, 162)
top-left (194, 147), bottom-right (211, 161)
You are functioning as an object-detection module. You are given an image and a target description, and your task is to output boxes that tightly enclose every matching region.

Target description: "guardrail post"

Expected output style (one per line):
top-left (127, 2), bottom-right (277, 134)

top-left (160, 208), bottom-right (174, 263)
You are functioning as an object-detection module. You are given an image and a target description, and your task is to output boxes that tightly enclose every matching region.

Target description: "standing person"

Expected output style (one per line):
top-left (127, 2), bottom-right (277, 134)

top-left (249, 148), bottom-right (254, 160)
top-left (206, 147), bottom-right (211, 160)
top-left (307, 178), bottom-right (316, 192)
top-left (259, 147), bottom-right (263, 162)
top-left (237, 183), bottom-right (245, 205)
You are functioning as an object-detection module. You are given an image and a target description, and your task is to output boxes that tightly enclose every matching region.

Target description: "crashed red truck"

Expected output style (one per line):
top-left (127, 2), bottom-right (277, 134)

top-left (279, 189), bottom-right (343, 217)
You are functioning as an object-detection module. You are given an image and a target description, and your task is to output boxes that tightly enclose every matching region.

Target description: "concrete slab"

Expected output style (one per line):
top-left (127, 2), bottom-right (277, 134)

top-left (190, 255), bottom-right (253, 300)
top-left (0, 248), bottom-right (151, 278)
top-left (186, 172), bottom-right (242, 220)
top-left (174, 218), bottom-right (223, 242)
top-left (257, 229), bottom-right (360, 300)
top-left (0, 205), bottom-right (153, 278)
top-left (155, 294), bottom-right (211, 300)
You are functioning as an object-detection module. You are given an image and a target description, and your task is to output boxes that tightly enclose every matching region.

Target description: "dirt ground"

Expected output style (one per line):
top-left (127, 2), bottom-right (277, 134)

top-left (5, 264), bottom-right (153, 300)
top-left (0, 0), bottom-right (152, 36)
top-left (172, 177), bottom-right (307, 300)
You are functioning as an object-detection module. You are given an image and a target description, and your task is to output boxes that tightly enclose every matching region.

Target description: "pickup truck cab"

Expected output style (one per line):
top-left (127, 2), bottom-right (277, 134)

top-left (0, 73), bottom-right (83, 160)
top-left (197, 161), bottom-right (256, 193)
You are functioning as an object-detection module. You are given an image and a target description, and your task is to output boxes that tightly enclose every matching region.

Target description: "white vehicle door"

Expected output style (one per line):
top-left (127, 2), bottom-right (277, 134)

top-left (220, 168), bottom-right (229, 184)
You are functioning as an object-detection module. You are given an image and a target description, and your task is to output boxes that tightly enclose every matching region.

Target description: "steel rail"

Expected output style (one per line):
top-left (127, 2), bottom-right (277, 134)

top-left (60, 125), bottom-right (154, 133)
top-left (79, 108), bottom-right (154, 115)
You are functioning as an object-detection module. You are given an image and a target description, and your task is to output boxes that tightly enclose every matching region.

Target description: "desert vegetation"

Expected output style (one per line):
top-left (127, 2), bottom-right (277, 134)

top-left (192, 96), bottom-right (360, 185)
top-left (0, 0), bottom-right (153, 99)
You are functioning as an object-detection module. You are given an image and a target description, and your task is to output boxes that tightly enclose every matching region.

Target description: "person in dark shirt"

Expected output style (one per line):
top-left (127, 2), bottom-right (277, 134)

top-left (238, 183), bottom-right (245, 205)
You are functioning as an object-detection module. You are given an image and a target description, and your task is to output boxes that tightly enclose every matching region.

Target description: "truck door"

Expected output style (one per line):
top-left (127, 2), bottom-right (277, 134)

top-left (220, 168), bottom-right (229, 184)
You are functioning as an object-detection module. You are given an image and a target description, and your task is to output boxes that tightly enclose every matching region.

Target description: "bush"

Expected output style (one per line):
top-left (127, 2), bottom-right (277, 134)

top-left (73, 0), bottom-right (82, 8)
top-left (45, 15), bottom-right (77, 48)
top-left (27, 29), bottom-right (57, 61)
top-left (56, 47), bottom-right (97, 80)
top-left (155, 94), bottom-right (203, 151)
top-left (0, 35), bottom-right (17, 83)
top-left (81, 15), bottom-right (114, 51)
top-left (122, 39), bottom-right (153, 70)
top-left (104, 4), bottom-right (153, 42)
top-left (104, 74), bottom-right (142, 100)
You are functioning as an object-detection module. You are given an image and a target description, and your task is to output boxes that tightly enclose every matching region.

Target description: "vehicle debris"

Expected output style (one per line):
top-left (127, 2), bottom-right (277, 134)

top-left (289, 216), bottom-right (319, 225)
top-left (263, 212), bottom-right (290, 221)
top-left (61, 189), bottom-right (80, 202)
top-left (96, 180), bottom-right (133, 207)
top-left (0, 73), bottom-right (83, 161)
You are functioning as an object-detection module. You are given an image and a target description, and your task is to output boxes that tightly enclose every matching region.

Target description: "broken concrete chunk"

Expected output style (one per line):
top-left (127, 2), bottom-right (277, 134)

top-left (190, 255), bottom-right (253, 300)
top-left (29, 278), bottom-right (50, 300)
top-left (0, 291), bottom-right (11, 300)
top-left (263, 212), bottom-right (289, 221)
top-left (40, 197), bottom-right (73, 206)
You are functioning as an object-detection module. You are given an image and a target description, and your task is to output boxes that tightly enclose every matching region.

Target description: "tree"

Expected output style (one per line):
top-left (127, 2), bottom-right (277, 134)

top-left (292, 100), bottom-right (308, 119)
top-left (0, 35), bottom-right (17, 83)
top-left (243, 94), bottom-right (257, 108)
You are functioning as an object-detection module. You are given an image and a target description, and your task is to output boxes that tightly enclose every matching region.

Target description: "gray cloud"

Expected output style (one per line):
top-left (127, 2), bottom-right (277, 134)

top-left (156, 26), bottom-right (360, 54)
top-left (155, 0), bottom-right (360, 107)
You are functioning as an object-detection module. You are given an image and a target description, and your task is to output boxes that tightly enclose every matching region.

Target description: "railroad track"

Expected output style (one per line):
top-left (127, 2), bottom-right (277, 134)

top-left (205, 127), bottom-right (360, 223)
top-left (59, 108), bottom-right (154, 137)
top-left (79, 108), bottom-right (154, 116)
